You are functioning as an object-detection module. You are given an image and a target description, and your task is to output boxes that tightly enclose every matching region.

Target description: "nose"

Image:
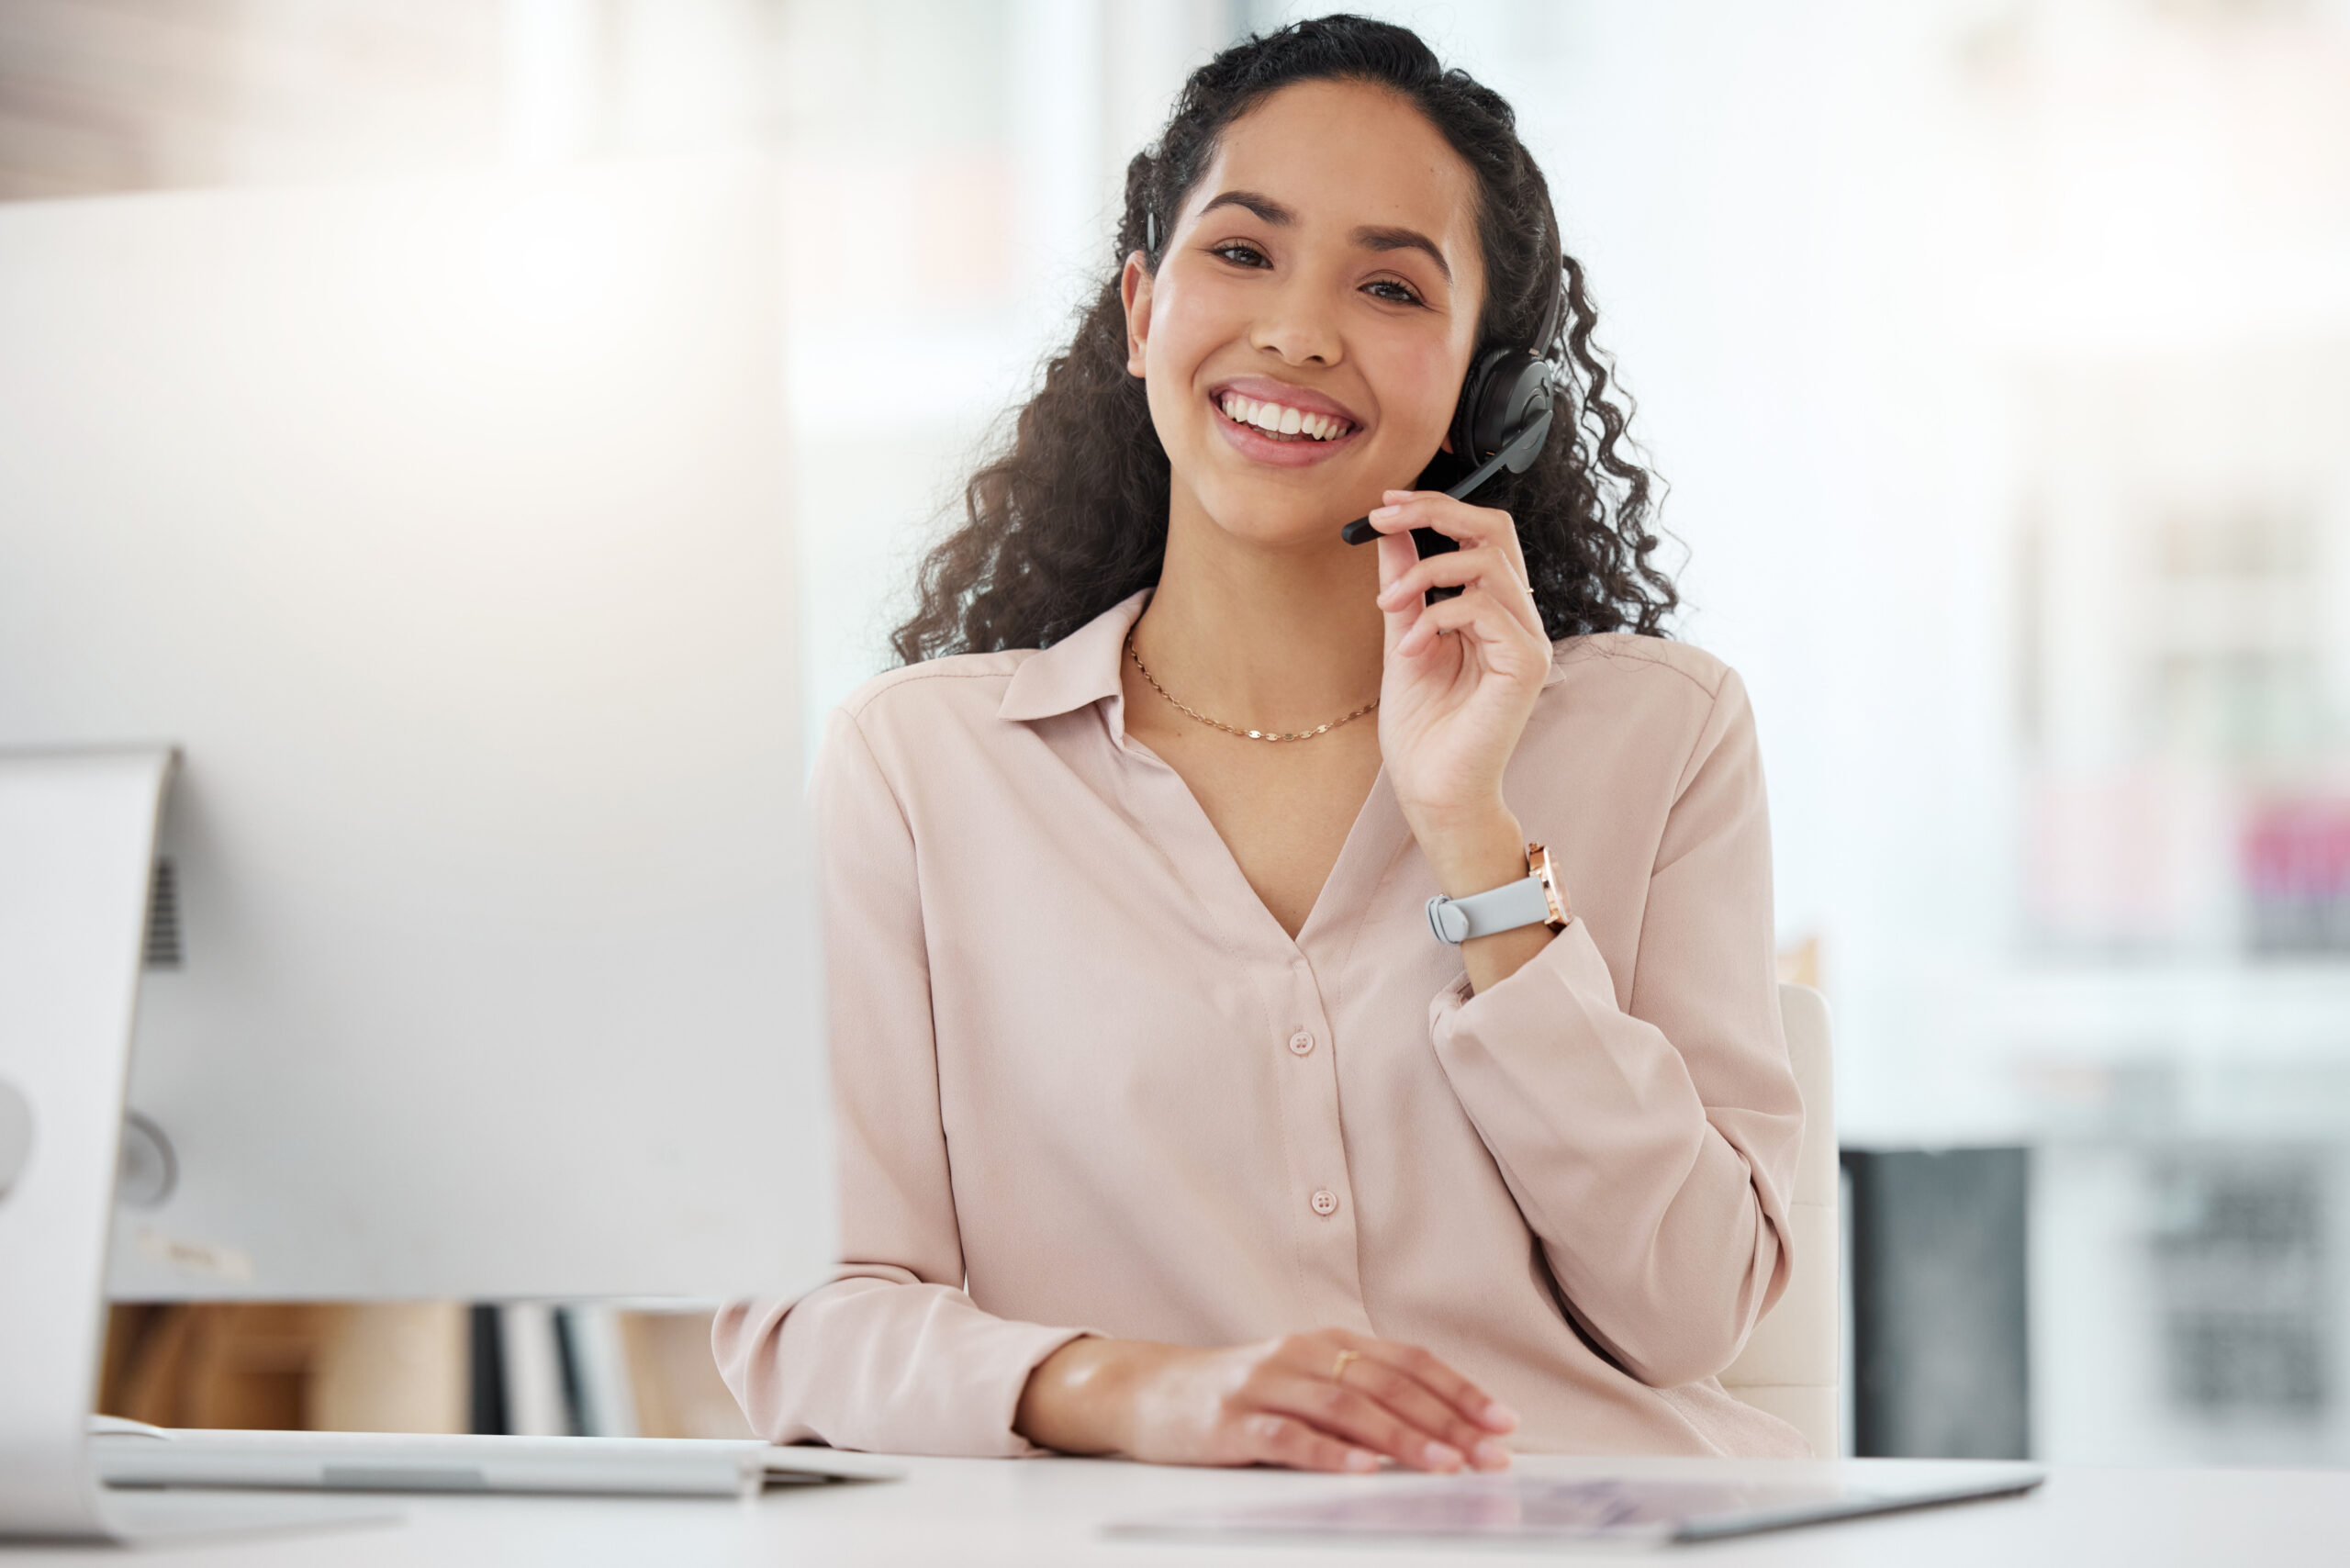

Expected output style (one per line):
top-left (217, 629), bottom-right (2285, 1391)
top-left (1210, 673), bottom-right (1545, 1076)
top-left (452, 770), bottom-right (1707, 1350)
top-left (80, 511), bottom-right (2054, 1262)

top-left (1248, 271), bottom-right (1342, 367)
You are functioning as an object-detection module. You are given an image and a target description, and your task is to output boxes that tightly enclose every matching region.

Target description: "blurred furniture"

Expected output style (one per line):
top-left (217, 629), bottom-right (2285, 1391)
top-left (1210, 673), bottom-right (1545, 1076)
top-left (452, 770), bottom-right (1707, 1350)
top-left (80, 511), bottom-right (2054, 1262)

top-left (1843, 1147), bottom-right (2031, 1460)
top-left (1775, 935), bottom-right (1822, 990)
top-left (98, 1304), bottom-right (749, 1440)
top-left (1720, 982), bottom-right (1841, 1456)
top-left (616, 1311), bottom-right (757, 1439)
top-left (100, 1304), bottom-right (465, 1435)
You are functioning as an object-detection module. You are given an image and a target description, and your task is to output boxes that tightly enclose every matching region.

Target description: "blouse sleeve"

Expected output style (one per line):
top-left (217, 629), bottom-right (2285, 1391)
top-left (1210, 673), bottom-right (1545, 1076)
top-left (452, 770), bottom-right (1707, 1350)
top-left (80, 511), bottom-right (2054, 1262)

top-left (711, 706), bottom-right (1086, 1455)
top-left (1427, 666), bottom-right (1803, 1389)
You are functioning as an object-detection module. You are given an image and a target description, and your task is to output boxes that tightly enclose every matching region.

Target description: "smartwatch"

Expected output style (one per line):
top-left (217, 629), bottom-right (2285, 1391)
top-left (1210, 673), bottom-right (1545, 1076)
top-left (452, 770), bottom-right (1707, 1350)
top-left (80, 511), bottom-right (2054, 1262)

top-left (1426, 843), bottom-right (1571, 946)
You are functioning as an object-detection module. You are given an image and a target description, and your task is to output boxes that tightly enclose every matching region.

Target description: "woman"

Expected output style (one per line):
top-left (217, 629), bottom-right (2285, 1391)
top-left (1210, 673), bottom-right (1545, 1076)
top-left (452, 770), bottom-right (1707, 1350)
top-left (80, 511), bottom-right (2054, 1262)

top-left (716, 16), bottom-right (1805, 1472)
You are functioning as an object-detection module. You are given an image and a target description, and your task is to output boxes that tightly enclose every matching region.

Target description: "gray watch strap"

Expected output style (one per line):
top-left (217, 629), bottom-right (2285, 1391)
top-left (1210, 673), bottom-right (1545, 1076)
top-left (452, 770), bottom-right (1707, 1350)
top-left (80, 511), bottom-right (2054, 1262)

top-left (1425, 875), bottom-right (1555, 945)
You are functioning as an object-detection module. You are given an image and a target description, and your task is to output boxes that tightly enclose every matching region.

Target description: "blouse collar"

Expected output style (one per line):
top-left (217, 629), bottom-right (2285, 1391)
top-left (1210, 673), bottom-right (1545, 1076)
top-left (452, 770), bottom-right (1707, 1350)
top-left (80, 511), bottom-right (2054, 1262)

top-left (996, 588), bottom-right (1151, 725)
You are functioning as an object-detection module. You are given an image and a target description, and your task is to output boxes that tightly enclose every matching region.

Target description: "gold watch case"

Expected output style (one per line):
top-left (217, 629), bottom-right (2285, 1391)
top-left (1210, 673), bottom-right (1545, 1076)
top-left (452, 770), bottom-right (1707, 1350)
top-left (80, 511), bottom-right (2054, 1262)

top-left (1526, 842), bottom-right (1571, 931)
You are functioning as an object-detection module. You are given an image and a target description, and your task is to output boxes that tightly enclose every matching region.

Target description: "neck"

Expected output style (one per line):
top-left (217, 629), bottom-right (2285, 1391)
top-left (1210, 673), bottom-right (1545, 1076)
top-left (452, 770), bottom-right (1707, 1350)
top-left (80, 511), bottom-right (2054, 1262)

top-left (1132, 489), bottom-right (1385, 733)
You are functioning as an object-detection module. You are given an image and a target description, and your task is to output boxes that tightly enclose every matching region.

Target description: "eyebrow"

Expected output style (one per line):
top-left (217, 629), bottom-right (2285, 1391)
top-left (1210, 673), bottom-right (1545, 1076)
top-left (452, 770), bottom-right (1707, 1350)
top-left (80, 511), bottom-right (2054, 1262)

top-left (1350, 224), bottom-right (1451, 283)
top-left (1198, 189), bottom-right (1293, 226)
top-left (1195, 190), bottom-right (1453, 284)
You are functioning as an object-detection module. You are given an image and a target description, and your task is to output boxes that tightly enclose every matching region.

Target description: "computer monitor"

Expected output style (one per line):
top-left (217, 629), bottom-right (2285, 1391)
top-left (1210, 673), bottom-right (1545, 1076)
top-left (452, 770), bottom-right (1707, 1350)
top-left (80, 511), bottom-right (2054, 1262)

top-left (0, 156), bottom-right (831, 1304)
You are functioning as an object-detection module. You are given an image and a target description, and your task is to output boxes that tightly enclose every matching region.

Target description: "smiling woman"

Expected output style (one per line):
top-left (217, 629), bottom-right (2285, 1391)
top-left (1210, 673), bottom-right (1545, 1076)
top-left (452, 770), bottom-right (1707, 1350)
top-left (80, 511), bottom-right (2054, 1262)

top-left (715, 15), bottom-right (1805, 1475)
top-left (890, 22), bottom-right (1670, 665)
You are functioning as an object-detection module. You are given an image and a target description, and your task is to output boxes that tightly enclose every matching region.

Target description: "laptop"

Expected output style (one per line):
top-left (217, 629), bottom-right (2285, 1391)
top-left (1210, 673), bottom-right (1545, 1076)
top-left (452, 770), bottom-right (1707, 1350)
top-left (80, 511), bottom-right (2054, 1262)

top-left (1110, 1464), bottom-right (2047, 1548)
top-left (91, 1418), bottom-right (902, 1498)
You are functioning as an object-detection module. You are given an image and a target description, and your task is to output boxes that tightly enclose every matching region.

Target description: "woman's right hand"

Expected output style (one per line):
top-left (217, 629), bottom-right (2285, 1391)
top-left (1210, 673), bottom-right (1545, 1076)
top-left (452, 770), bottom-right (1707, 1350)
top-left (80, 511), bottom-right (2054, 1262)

top-left (1013, 1329), bottom-right (1518, 1473)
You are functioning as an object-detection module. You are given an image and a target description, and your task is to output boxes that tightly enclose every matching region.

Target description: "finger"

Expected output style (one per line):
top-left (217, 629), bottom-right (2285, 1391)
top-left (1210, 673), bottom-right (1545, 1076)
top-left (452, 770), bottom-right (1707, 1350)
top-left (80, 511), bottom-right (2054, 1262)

top-left (1337, 1334), bottom-right (1520, 1436)
top-left (1329, 1358), bottom-right (1513, 1472)
top-left (1374, 527), bottom-right (1425, 657)
top-left (1262, 1376), bottom-right (1466, 1473)
top-left (1366, 490), bottom-right (1528, 579)
top-left (1375, 546), bottom-right (1542, 639)
top-left (1395, 588), bottom-right (1546, 662)
top-left (1360, 491), bottom-right (1514, 551)
top-left (1394, 588), bottom-right (1517, 660)
top-left (1243, 1412), bottom-right (1380, 1474)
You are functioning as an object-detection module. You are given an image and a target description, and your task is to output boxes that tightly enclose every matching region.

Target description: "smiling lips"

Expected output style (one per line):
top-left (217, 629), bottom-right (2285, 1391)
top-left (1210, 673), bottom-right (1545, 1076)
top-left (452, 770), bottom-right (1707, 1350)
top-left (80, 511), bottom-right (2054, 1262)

top-left (1216, 389), bottom-right (1356, 443)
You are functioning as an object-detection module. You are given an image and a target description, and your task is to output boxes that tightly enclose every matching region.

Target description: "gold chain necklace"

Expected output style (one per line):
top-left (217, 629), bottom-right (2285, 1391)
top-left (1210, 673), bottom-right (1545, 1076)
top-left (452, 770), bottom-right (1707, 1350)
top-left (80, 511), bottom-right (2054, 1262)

top-left (1125, 631), bottom-right (1379, 743)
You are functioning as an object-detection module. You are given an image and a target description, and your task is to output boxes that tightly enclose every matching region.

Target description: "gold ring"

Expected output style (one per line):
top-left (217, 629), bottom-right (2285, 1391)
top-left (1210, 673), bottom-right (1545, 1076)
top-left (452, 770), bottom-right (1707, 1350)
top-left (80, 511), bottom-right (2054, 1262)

top-left (1331, 1350), bottom-right (1360, 1384)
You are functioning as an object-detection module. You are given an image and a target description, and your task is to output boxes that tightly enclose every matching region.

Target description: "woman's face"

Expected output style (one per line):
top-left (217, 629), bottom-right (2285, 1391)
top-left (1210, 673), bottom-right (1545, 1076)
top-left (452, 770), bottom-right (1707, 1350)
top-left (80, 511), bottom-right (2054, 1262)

top-left (1124, 80), bottom-right (1486, 551)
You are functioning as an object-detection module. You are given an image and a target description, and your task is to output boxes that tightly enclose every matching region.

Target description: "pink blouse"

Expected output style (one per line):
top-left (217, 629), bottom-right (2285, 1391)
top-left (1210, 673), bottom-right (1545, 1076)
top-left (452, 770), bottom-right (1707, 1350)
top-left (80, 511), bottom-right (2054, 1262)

top-left (715, 589), bottom-right (1806, 1458)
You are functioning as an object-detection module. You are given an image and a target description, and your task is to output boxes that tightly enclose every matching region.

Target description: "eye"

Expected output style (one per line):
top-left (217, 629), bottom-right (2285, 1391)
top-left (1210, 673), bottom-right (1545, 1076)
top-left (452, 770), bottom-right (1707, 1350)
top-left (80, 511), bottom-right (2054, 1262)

top-left (1210, 241), bottom-right (1270, 268)
top-left (1365, 277), bottom-right (1425, 307)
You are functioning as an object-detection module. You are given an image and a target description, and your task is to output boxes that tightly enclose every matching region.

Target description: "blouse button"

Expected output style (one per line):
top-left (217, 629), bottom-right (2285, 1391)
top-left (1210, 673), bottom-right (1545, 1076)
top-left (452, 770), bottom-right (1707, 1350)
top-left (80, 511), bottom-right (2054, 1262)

top-left (1309, 1188), bottom-right (1339, 1217)
top-left (1287, 1029), bottom-right (1315, 1057)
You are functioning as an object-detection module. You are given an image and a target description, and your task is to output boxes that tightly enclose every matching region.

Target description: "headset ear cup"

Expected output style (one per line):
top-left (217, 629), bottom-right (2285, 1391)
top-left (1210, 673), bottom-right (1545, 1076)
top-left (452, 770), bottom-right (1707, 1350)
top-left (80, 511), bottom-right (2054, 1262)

top-left (1449, 347), bottom-right (1504, 464)
top-left (1452, 347), bottom-right (1550, 465)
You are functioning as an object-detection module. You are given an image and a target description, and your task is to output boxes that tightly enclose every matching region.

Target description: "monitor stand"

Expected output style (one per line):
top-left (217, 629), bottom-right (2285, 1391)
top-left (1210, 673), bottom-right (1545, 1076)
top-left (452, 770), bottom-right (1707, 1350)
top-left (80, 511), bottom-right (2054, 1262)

top-left (0, 749), bottom-right (395, 1544)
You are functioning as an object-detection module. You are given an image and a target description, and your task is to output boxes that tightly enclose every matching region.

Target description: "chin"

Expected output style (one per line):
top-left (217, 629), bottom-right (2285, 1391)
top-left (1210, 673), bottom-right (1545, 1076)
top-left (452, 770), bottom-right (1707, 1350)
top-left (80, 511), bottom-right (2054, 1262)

top-left (1193, 478), bottom-right (1360, 551)
top-left (1184, 448), bottom-right (1402, 550)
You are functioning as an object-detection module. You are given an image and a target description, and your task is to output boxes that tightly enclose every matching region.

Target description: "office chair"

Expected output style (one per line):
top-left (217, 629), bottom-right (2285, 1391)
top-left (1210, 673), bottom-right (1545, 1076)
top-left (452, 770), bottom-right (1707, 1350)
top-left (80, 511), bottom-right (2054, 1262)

top-left (1718, 982), bottom-right (1841, 1456)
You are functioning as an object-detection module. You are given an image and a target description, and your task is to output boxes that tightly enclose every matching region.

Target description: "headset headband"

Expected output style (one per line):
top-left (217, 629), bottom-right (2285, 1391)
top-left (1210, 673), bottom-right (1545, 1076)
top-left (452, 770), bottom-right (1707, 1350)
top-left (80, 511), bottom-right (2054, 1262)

top-left (1528, 209), bottom-right (1565, 363)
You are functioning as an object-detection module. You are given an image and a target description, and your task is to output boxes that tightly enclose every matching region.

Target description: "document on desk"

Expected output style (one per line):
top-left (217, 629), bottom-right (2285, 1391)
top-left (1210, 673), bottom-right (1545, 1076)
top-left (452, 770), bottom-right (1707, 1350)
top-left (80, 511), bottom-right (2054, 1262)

top-left (1111, 1468), bottom-right (2045, 1548)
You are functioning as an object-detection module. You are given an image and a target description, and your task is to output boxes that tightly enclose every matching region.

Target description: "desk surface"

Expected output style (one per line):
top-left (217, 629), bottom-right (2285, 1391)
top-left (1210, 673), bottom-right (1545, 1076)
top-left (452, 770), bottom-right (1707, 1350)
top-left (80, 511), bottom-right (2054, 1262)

top-left (8, 1453), bottom-right (2345, 1564)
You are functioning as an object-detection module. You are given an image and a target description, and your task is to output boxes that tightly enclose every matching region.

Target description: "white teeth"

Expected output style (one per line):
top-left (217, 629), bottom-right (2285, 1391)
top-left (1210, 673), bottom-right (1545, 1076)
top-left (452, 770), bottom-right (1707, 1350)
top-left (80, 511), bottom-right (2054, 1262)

top-left (1219, 392), bottom-right (1350, 441)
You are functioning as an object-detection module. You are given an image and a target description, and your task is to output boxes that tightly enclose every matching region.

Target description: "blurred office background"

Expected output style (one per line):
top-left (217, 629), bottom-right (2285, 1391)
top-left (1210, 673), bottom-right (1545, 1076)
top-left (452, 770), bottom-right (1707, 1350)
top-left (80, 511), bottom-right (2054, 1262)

top-left (7, 0), bottom-right (2348, 1464)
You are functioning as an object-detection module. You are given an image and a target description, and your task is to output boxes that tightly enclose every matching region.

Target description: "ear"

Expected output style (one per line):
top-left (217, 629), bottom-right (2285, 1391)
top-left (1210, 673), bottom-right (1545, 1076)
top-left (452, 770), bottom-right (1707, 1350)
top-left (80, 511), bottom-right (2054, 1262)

top-left (1120, 252), bottom-right (1153, 379)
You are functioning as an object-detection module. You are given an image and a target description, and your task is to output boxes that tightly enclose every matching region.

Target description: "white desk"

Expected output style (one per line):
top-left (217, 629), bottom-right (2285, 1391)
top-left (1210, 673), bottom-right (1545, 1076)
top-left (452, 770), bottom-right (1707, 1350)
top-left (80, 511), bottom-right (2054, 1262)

top-left (6, 1454), bottom-right (2344, 1564)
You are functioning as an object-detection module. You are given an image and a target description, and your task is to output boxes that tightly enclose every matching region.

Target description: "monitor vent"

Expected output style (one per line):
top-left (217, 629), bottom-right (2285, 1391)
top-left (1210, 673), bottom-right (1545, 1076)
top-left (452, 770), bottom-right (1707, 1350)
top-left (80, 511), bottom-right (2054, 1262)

top-left (143, 857), bottom-right (183, 969)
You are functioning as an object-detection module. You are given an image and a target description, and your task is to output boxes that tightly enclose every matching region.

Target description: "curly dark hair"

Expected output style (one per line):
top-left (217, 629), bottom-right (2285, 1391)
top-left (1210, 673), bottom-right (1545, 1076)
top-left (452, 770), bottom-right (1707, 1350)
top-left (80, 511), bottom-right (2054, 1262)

top-left (890, 14), bottom-right (1675, 665)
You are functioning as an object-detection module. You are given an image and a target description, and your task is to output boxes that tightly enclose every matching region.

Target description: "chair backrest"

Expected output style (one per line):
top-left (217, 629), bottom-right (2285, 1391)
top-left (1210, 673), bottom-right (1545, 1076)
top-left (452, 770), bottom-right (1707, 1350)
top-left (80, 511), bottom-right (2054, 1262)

top-left (1718, 982), bottom-right (1840, 1455)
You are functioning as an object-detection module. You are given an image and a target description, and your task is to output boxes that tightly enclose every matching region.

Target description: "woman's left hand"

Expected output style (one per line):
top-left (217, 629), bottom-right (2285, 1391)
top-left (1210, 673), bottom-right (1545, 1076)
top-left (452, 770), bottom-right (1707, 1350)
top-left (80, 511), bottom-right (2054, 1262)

top-left (1366, 488), bottom-right (1551, 895)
